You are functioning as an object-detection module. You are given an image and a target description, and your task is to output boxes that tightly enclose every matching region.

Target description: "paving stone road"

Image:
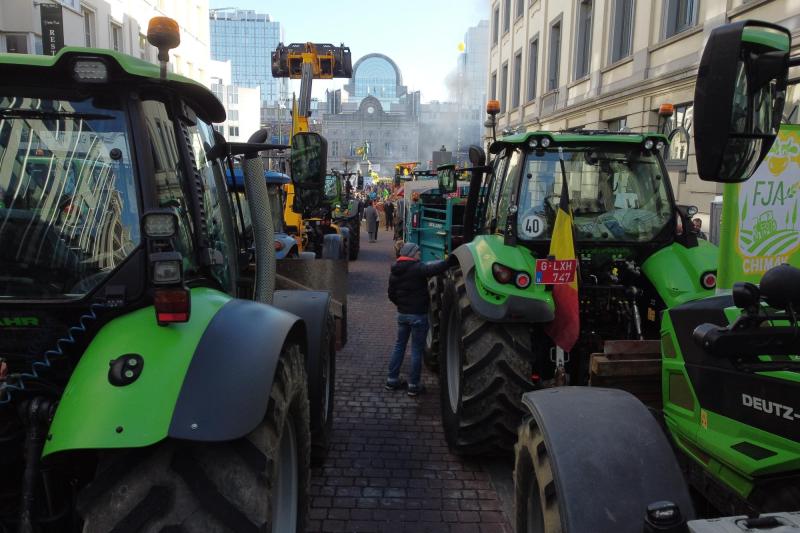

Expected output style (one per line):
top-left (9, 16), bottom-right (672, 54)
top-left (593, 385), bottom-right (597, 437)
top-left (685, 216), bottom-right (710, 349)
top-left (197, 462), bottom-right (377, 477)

top-left (307, 227), bottom-right (514, 533)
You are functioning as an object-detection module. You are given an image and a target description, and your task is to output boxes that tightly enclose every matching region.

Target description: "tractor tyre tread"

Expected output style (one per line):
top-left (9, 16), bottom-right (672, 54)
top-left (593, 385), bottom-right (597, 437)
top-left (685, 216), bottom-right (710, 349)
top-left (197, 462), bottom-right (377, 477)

top-left (440, 269), bottom-right (534, 456)
top-left (311, 312), bottom-right (336, 466)
top-left (423, 276), bottom-right (442, 372)
top-left (78, 344), bottom-right (311, 533)
top-left (514, 416), bottom-right (562, 533)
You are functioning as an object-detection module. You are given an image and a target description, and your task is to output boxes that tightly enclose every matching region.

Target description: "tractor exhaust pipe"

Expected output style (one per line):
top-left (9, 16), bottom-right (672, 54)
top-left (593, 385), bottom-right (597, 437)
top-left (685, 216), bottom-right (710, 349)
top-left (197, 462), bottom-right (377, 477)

top-left (242, 130), bottom-right (276, 305)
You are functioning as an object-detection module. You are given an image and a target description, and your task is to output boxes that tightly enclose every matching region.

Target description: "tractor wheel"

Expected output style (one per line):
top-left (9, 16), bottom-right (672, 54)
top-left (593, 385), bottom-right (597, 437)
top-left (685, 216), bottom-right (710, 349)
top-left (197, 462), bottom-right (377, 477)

top-left (423, 276), bottom-right (442, 372)
top-left (513, 416), bottom-right (563, 533)
top-left (310, 313), bottom-right (336, 466)
top-left (439, 268), bottom-right (534, 455)
top-left (78, 343), bottom-right (311, 533)
top-left (348, 222), bottom-right (360, 260)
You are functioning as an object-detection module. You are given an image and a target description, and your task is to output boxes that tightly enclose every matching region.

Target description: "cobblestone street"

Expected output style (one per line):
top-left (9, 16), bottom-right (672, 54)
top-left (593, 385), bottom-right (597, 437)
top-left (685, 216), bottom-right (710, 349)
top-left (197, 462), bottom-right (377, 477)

top-left (308, 227), bottom-right (514, 533)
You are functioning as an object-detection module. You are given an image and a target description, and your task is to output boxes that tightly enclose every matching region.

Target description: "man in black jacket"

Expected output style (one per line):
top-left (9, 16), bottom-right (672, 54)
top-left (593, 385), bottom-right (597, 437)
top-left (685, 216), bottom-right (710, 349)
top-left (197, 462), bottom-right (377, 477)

top-left (386, 242), bottom-right (451, 396)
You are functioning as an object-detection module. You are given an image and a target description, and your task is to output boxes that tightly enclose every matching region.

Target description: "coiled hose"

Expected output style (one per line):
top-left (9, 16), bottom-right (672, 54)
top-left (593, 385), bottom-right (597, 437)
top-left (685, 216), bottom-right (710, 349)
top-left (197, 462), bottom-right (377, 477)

top-left (0, 303), bottom-right (105, 405)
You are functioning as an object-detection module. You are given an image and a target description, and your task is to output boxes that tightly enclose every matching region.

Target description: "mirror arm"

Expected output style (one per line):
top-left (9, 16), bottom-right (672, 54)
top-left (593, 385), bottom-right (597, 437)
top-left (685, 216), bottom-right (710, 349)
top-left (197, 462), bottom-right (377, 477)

top-left (789, 56), bottom-right (800, 68)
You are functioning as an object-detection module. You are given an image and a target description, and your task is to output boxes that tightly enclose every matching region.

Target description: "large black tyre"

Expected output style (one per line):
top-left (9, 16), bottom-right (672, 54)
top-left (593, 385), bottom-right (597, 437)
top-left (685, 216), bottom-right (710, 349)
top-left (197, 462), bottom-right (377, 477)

top-left (347, 220), bottom-right (360, 260)
top-left (310, 312), bottom-right (336, 466)
top-left (514, 416), bottom-right (562, 533)
top-left (78, 343), bottom-right (311, 533)
top-left (439, 268), bottom-right (534, 455)
top-left (423, 276), bottom-right (442, 372)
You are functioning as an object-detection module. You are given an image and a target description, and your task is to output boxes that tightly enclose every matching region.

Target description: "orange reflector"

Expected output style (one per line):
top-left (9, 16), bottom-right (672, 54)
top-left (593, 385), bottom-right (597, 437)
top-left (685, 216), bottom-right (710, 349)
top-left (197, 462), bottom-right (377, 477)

top-left (486, 100), bottom-right (501, 115)
top-left (154, 288), bottom-right (190, 325)
top-left (658, 103), bottom-right (674, 117)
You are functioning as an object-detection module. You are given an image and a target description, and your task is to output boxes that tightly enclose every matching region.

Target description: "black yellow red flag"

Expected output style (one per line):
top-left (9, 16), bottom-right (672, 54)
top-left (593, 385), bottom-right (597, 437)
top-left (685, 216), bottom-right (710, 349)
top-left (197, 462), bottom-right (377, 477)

top-left (543, 154), bottom-right (579, 352)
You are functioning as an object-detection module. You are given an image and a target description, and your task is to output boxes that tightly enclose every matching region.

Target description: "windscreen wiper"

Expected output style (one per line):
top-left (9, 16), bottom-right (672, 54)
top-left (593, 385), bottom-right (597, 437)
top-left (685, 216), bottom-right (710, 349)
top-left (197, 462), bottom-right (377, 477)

top-left (0, 109), bottom-right (115, 120)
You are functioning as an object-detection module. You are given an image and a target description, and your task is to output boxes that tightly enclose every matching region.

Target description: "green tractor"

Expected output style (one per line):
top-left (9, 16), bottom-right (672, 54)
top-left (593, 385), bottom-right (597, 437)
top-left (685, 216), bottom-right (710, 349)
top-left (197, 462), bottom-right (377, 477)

top-left (327, 169), bottom-right (361, 260)
top-left (513, 21), bottom-right (800, 532)
top-left (434, 123), bottom-right (717, 455)
top-left (0, 19), bottom-right (336, 532)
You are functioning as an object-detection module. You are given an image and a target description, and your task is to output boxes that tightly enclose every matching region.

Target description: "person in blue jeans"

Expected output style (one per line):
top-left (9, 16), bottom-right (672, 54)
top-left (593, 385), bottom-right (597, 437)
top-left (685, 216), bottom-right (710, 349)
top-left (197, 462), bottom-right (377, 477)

top-left (386, 242), bottom-right (451, 396)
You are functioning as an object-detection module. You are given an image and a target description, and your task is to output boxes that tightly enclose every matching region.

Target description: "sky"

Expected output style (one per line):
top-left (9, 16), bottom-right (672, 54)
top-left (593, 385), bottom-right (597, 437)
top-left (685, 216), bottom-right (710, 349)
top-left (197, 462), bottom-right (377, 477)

top-left (208, 0), bottom-right (489, 103)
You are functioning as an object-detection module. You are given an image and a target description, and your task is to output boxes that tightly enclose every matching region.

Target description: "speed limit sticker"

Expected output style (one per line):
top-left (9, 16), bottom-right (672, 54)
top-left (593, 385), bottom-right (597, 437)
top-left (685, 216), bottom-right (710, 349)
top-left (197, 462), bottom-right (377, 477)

top-left (520, 215), bottom-right (545, 238)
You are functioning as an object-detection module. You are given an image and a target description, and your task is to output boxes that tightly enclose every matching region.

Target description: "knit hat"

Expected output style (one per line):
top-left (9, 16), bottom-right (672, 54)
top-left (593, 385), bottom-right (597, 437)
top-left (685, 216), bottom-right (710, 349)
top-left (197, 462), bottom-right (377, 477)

top-left (399, 243), bottom-right (420, 257)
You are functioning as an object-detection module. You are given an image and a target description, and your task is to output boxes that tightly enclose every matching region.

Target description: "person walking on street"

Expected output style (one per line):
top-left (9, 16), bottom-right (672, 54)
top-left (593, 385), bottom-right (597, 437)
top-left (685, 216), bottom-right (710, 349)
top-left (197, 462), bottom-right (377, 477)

top-left (386, 243), bottom-right (451, 396)
top-left (384, 201), bottom-right (395, 231)
top-left (365, 200), bottom-right (379, 242)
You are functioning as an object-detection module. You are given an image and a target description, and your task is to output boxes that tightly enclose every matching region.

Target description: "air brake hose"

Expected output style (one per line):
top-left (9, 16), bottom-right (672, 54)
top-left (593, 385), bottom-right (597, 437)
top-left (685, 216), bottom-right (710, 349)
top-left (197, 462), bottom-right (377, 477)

top-left (243, 130), bottom-right (275, 305)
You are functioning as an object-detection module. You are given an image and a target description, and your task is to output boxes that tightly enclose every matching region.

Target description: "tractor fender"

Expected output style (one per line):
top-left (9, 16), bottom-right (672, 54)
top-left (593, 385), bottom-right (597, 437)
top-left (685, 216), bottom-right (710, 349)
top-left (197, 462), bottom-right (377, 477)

top-left (43, 289), bottom-right (305, 456)
top-left (168, 298), bottom-right (305, 441)
top-left (272, 290), bottom-right (332, 437)
top-left (519, 387), bottom-right (694, 532)
top-left (451, 242), bottom-right (554, 323)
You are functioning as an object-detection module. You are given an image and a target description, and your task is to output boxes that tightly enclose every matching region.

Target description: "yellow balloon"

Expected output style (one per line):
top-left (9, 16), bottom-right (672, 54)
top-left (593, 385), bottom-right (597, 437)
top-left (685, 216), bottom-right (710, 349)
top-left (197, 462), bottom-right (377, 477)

top-left (457, 42), bottom-right (465, 52)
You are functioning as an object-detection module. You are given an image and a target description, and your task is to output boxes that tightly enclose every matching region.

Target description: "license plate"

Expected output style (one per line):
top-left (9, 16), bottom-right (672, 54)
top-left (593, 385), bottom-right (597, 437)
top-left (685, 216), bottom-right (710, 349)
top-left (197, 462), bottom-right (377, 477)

top-left (535, 259), bottom-right (577, 284)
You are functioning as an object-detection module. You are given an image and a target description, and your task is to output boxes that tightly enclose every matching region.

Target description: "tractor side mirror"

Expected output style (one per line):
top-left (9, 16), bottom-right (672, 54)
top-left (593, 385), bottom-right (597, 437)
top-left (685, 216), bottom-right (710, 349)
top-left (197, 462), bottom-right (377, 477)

top-left (694, 20), bottom-right (790, 183)
top-left (437, 164), bottom-right (457, 194)
top-left (290, 132), bottom-right (328, 213)
top-left (468, 145), bottom-right (486, 167)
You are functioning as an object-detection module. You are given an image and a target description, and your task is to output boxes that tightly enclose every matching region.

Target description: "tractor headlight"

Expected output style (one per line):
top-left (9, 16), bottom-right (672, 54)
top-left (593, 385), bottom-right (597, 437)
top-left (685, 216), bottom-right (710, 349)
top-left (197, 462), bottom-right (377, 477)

top-left (72, 59), bottom-right (108, 83)
top-left (644, 139), bottom-right (655, 150)
top-left (540, 137), bottom-right (551, 148)
top-left (150, 252), bottom-right (183, 285)
top-left (655, 141), bottom-right (666, 152)
top-left (528, 138), bottom-right (539, 148)
top-left (142, 209), bottom-right (178, 239)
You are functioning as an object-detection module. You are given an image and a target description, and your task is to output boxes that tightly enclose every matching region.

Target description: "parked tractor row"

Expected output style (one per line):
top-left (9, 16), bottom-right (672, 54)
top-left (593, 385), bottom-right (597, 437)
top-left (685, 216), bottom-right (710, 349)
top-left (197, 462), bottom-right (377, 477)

top-left (411, 20), bottom-right (799, 532)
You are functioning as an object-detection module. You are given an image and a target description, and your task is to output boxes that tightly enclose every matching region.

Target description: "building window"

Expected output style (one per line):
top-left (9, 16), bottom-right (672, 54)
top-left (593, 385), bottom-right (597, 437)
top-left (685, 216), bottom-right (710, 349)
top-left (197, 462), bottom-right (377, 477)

top-left (5, 35), bottom-right (28, 54)
top-left (492, 6), bottom-right (500, 45)
top-left (331, 141), bottom-right (339, 157)
top-left (574, 0), bottom-right (593, 80)
top-left (516, 0), bottom-right (524, 19)
top-left (402, 144), bottom-right (408, 156)
top-left (503, 0), bottom-right (511, 33)
top-left (492, 6), bottom-right (500, 44)
top-left (228, 87), bottom-right (238, 105)
top-left (111, 23), bottom-right (123, 52)
top-left (384, 142), bottom-right (392, 156)
top-left (512, 51), bottom-right (522, 109)
top-left (228, 126), bottom-right (240, 137)
top-left (664, 0), bottom-right (697, 39)
top-left (139, 33), bottom-right (148, 60)
top-left (658, 102), bottom-right (694, 163)
top-left (491, 71), bottom-right (498, 100)
top-left (82, 7), bottom-right (95, 47)
top-left (610, 0), bottom-right (634, 63)
top-left (547, 20), bottom-right (561, 92)
top-left (501, 62), bottom-right (509, 113)
top-left (606, 116), bottom-right (627, 131)
top-left (527, 38), bottom-right (539, 102)
top-left (228, 109), bottom-right (239, 121)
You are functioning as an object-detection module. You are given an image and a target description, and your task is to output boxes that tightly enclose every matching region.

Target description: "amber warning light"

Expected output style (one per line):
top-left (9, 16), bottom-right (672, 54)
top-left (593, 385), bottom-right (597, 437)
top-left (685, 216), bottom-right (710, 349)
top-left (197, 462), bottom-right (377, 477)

top-left (147, 16), bottom-right (180, 79)
top-left (486, 100), bottom-right (501, 116)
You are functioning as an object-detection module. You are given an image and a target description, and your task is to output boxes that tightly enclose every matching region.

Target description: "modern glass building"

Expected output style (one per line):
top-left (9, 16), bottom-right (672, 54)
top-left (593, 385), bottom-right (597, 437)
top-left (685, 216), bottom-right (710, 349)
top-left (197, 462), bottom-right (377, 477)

top-left (209, 9), bottom-right (287, 107)
top-left (344, 54), bottom-right (408, 108)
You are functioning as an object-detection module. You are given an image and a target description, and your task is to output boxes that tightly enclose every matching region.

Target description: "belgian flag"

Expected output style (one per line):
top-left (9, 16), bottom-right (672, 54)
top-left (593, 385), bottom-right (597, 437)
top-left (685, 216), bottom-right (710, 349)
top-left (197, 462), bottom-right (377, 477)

top-left (543, 155), bottom-right (579, 353)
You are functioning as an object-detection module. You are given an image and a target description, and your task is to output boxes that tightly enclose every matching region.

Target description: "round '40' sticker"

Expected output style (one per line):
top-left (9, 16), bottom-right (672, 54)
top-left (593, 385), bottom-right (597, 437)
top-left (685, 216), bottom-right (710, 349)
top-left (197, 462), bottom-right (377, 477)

top-left (520, 214), bottom-right (545, 238)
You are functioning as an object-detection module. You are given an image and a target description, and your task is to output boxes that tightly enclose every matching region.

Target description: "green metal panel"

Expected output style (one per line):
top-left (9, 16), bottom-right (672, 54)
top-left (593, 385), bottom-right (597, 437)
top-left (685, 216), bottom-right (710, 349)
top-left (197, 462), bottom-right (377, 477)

top-left (467, 235), bottom-right (554, 312)
top-left (741, 26), bottom-right (790, 51)
top-left (43, 288), bottom-right (231, 457)
top-left (641, 241), bottom-right (719, 308)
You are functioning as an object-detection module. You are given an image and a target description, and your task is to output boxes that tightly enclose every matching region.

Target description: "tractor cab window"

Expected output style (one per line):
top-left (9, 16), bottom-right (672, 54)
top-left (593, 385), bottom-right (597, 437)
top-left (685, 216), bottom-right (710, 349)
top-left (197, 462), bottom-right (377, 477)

top-left (516, 147), bottom-right (672, 242)
top-left (482, 149), bottom-right (511, 233)
top-left (186, 118), bottom-right (236, 292)
top-left (0, 92), bottom-right (140, 300)
top-left (141, 99), bottom-right (198, 278)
